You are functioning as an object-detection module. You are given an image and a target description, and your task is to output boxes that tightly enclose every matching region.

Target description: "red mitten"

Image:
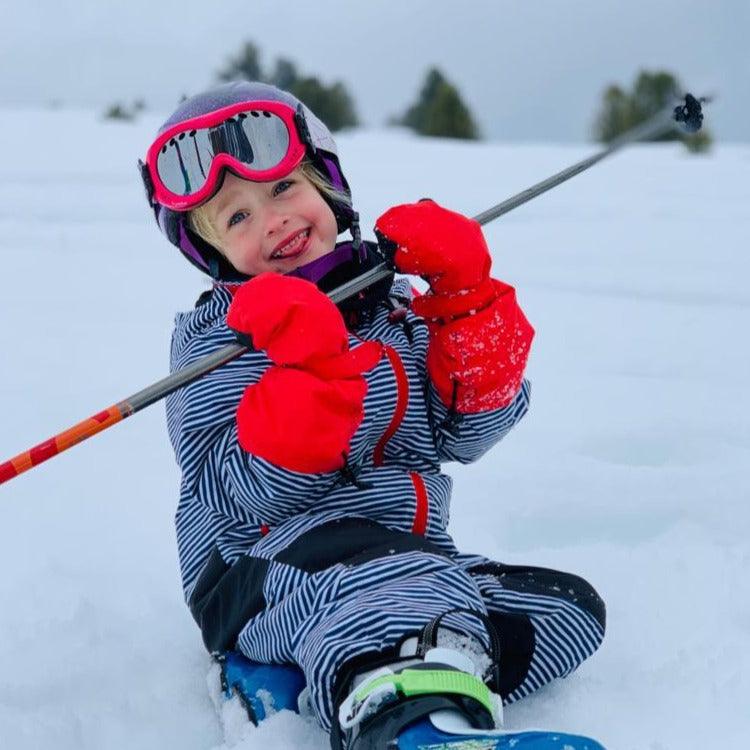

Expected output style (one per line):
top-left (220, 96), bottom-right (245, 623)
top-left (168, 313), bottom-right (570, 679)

top-left (425, 280), bottom-right (534, 412)
top-left (227, 273), bottom-right (382, 472)
top-left (375, 200), bottom-right (497, 319)
top-left (376, 202), bottom-right (534, 413)
top-left (229, 272), bottom-right (354, 366)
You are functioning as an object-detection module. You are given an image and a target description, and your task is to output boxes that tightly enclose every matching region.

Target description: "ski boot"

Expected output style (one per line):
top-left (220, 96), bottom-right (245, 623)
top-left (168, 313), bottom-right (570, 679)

top-left (332, 610), bottom-right (606, 750)
top-left (214, 650), bottom-right (306, 724)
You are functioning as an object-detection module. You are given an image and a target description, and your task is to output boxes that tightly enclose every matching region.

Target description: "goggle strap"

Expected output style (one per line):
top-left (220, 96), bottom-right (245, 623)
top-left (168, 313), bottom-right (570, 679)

top-left (138, 159), bottom-right (156, 206)
top-left (208, 255), bottom-right (221, 280)
top-left (294, 104), bottom-right (316, 155)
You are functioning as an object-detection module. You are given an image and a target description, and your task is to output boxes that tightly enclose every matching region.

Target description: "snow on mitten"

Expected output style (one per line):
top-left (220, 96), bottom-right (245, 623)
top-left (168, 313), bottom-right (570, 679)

top-left (376, 202), bottom-right (534, 412)
top-left (425, 280), bottom-right (534, 412)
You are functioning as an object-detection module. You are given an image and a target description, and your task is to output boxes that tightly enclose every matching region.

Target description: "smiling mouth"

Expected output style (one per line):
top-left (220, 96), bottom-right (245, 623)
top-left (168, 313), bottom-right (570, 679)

top-left (270, 229), bottom-right (310, 260)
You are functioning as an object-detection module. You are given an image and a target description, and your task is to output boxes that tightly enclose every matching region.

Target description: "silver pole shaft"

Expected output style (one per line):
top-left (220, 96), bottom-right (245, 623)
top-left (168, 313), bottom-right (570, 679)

top-left (473, 107), bottom-right (678, 225)
top-left (126, 263), bottom-right (395, 411)
top-left (127, 102), bottom-right (688, 412)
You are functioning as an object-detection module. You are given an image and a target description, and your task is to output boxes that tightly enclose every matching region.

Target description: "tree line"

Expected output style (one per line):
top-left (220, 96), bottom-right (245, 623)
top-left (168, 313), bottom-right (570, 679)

top-left (104, 41), bottom-right (711, 152)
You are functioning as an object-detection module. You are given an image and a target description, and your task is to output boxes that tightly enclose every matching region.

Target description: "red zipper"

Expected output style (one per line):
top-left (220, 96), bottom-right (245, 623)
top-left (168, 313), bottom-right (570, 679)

top-left (410, 472), bottom-right (428, 535)
top-left (373, 345), bottom-right (409, 466)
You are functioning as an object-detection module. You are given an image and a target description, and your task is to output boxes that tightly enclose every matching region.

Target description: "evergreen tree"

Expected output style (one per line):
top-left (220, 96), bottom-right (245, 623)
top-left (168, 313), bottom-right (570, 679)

top-left (270, 58), bottom-right (299, 91)
top-left (217, 42), bottom-right (263, 83)
top-left (397, 68), bottom-right (479, 140)
top-left (595, 85), bottom-right (632, 143)
top-left (594, 70), bottom-right (711, 152)
top-left (216, 42), bottom-right (358, 131)
top-left (103, 100), bottom-right (146, 121)
top-left (103, 103), bottom-right (133, 121)
top-left (291, 78), bottom-right (358, 131)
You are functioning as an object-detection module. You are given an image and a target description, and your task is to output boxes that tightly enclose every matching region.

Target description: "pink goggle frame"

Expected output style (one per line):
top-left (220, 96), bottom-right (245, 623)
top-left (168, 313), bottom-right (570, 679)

top-left (144, 100), bottom-right (308, 211)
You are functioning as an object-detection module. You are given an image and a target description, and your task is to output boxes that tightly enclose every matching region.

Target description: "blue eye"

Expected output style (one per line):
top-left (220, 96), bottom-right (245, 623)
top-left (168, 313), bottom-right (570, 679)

top-left (228, 210), bottom-right (248, 228)
top-left (273, 180), bottom-right (293, 196)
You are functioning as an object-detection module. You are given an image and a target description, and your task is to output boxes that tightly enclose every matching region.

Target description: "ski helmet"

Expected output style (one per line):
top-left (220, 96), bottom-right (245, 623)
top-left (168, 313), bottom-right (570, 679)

top-left (139, 81), bottom-right (356, 282)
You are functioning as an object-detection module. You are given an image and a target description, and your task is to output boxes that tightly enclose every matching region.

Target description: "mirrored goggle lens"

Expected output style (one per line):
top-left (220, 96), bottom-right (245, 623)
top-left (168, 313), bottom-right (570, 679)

top-left (155, 109), bottom-right (292, 197)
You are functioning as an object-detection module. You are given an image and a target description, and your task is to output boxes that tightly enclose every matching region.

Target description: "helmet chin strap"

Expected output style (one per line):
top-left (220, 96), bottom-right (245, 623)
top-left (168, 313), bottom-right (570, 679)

top-left (350, 212), bottom-right (364, 258)
top-left (208, 255), bottom-right (221, 280)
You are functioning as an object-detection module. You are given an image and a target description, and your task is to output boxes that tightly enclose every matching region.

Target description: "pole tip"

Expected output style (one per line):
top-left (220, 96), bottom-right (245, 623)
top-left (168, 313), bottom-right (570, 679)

top-left (673, 93), bottom-right (705, 133)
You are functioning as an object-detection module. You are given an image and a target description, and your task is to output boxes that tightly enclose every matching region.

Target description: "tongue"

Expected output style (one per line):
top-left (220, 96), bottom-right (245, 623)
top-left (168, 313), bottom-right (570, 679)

top-left (276, 232), bottom-right (305, 258)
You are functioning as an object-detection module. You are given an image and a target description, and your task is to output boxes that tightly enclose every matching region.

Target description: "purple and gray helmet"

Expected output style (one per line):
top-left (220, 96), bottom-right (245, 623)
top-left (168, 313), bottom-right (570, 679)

top-left (139, 81), bottom-right (356, 282)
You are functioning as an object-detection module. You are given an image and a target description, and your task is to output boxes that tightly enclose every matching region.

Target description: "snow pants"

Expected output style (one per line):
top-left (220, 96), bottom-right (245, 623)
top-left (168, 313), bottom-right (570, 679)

top-left (189, 513), bottom-right (606, 732)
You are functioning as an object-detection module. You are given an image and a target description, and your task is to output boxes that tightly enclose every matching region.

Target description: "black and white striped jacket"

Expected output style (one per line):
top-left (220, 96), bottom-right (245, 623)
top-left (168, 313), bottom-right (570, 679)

top-left (166, 276), bottom-right (531, 603)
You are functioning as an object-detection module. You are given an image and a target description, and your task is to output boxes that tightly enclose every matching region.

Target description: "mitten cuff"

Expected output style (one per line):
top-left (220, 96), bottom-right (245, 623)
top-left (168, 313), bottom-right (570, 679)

top-left (426, 280), bottom-right (534, 413)
top-left (412, 278), bottom-right (498, 322)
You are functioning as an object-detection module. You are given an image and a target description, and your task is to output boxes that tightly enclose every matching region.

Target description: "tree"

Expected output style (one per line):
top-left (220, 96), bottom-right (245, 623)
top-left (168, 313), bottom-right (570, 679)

top-left (216, 42), bottom-right (358, 131)
top-left (594, 70), bottom-right (711, 153)
top-left (103, 100), bottom-right (146, 121)
top-left (270, 58), bottom-right (299, 91)
top-left (595, 85), bottom-right (632, 143)
top-left (103, 103), bottom-right (133, 121)
top-left (217, 42), bottom-right (263, 83)
top-left (291, 78), bottom-right (358, 131)
top-left (396, 68), bottom-right (479, 140)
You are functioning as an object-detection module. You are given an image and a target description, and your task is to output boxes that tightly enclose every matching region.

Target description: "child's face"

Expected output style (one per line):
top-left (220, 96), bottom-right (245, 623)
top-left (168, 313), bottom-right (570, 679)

top-left (201, 169), bottom-right (338, 276)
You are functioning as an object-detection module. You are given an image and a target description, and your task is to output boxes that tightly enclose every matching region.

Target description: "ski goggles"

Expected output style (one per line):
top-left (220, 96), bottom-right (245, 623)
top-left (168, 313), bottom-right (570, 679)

top-left (141, 100), bottom-right (311, 211)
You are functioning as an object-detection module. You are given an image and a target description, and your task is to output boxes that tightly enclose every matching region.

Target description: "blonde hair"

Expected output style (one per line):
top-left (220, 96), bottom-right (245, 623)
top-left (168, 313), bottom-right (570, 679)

top-left (188, 160), bottom-right (350, 251)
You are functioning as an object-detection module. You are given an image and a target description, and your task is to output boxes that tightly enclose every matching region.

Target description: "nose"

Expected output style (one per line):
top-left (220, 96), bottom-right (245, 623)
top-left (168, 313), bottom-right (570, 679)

top-left (264, 206), bottom-right (288, 236)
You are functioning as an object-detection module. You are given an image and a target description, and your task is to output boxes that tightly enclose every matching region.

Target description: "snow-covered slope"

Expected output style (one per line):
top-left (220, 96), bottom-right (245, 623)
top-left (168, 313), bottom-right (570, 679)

top-left (0, 108), bottom-right (748, 749)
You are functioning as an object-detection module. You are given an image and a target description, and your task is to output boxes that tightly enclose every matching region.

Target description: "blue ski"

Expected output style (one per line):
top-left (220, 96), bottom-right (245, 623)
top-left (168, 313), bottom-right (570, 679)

top-left (216, 651), bottom-right (605, 749)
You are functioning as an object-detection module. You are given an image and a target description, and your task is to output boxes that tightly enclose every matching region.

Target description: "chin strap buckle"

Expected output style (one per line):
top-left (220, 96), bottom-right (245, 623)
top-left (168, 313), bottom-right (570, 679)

top-left (349, 212), bottom-right (363, 259)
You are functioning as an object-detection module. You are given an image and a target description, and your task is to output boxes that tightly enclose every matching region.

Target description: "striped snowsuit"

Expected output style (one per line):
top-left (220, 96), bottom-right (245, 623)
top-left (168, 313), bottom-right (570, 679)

top-left (166, 276), bottom-right (605, 730)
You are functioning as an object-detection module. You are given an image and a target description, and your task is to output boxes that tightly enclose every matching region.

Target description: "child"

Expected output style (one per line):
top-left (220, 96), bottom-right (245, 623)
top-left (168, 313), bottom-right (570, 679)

top-left (140, 81), bottom-right (605, 748)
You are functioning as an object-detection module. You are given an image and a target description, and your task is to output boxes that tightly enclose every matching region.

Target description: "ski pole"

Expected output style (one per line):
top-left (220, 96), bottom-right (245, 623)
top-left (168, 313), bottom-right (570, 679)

top-left (473, 92), bottom-right (705, 224)
top-left (0, 94), bottom-right (705, 486)
top-left (0, 265), bottom-right (394, 485)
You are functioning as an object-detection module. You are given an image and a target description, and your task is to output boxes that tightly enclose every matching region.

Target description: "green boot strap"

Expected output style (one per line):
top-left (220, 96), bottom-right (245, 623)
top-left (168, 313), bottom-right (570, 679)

top-left (353, 668), bottom-right (494, 718)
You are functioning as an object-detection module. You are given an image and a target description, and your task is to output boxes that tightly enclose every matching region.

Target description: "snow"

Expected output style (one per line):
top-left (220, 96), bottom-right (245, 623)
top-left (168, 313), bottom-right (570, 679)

top-left (1, 107), bottom-right (748, 749)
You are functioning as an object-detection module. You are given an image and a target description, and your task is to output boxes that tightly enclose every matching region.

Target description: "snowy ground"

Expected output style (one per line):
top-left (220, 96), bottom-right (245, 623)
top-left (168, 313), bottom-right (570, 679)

top-left (0, 107), bottom-right (748, 750)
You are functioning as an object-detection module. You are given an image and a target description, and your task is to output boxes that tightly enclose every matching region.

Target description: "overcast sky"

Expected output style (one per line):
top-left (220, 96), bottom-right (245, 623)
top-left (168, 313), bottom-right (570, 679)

top-left (1, 0), bottom-right (747, 142)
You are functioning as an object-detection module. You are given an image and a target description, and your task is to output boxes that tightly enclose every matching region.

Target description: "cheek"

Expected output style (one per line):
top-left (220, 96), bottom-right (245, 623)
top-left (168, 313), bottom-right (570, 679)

top-left (224, 228), bottom-right (263, 264)
top-left (315, 202), bottom-right (338, 239)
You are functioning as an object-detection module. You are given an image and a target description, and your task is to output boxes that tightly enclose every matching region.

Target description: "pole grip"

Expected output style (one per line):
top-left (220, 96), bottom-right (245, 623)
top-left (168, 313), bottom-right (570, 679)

top-left (0, 404), bottom-right (127, 484)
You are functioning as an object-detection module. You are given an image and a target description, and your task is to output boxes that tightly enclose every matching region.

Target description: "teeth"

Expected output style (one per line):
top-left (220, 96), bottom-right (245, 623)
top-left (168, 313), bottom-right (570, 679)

top-left (272, 230), bottom-right (309, 259)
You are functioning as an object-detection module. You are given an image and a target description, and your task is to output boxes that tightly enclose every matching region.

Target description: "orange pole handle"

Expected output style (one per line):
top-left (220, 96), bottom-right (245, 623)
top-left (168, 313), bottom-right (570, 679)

top-left (0, 264), bottom-right (394, 488)
top-left (0, 404), bottom-right (130, 484)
